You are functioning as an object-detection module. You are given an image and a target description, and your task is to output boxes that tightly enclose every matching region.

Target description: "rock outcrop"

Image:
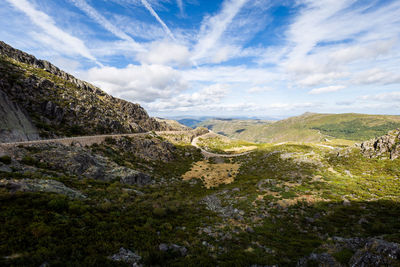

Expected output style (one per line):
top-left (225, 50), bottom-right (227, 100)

top-left (0, 89), bottom-right (39, 142)
top-left (298, 237), bottom-right (400, 267)
top-left (0, 178), bottom-right (85, 199)
top-left (108, 247), bottom-right (142, 266)
top-left (2, 143), bottom-right (152, 185)
top-left (0, 41), bottom-right (174, 141)
top-left (360, 129), bottom-right (400, 159)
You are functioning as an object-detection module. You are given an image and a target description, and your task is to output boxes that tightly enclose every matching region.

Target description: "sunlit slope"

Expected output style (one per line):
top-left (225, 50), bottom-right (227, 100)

top-left (198, 113), bottom-right (400, 143)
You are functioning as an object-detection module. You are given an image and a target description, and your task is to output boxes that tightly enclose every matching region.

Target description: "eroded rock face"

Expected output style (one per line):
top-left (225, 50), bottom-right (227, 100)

top-left (361, 129), bottom-right (400, 159)
top-left (0, 41), bottom-right (174, 140)
top-left (107, 136), bottom-right (177, 162)
top-left (0, 89), bottom-right (39, 142)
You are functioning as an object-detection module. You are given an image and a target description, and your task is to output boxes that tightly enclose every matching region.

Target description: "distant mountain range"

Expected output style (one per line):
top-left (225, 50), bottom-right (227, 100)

top-left (196, 112), bottom-right (400, 143)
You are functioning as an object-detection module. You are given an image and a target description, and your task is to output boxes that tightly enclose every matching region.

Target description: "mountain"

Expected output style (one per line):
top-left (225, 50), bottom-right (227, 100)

top-left (199, 112), bottom-right (400, 143)
top-left (0, 41), bottom-right (175, 142)
top-left (1, 42), bottom-right (400, 266)
top-left (177, 118), bottom-right (203, 128)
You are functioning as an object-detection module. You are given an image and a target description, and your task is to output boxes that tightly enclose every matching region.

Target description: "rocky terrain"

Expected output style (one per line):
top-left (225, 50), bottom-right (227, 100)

top-left (361, 129), bottom-right (400, 159)
top-left (0, 41), bottom-right (178, 142)
top-left (1, 43), bottom-right (400, 266)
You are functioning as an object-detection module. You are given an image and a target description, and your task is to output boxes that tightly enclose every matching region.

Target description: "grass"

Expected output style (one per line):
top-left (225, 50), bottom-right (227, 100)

top-left (1, 139), bottom-right (400, 265)
top-left (199, 113), bottom-right (400, 143)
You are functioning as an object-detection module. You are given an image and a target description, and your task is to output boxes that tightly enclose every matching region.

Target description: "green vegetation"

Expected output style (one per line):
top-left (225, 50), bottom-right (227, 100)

top-left (199, 113), bottom-right (400, 143)
top-left (2, 134), bottom-right (400, 265)
top-left (312, 120), bottom-right (400, 140)
top-left (0, 155), bottom-right (11, 165)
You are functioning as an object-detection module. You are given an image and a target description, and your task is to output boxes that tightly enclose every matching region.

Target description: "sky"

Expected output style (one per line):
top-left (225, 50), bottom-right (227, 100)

top-left (1, 0), bottom-right (400, 118)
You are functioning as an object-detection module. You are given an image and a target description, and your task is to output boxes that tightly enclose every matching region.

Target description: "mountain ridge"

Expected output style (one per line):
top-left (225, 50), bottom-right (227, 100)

top-left (0, 41), bottom-right (176, 142)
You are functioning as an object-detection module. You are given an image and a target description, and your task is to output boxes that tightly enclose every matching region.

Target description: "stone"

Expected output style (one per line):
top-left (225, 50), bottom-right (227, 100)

top-left (108, 247), bottom-right (142, 266)
top-left (361, 129), bottom-right (400, 160)
top-left (159, 243), bottom-right (187, 256)
top-left (349, 238), bottom-right (400, 266)
top-left (0, 178), bottom-right (85, 199)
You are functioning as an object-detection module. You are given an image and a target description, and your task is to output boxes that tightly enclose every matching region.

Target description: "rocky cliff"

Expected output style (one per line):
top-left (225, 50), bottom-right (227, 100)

top-left (361, 129), bottom-right (400, 159)
top-left (0, 41), bottom-right (173, 141)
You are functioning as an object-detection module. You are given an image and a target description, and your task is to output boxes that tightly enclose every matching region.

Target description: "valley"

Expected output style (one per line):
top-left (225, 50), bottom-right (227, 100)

top-left (0, 42), bottom-right (400, 267)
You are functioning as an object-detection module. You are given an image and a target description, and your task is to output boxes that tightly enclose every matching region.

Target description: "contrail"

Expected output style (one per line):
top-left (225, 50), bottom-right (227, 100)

top-left (140, 0), bottom-right (175, 41)
top-left (70, 0), bottom-right (144, 52)
top-left (176, 0), bottom-right (184, 15)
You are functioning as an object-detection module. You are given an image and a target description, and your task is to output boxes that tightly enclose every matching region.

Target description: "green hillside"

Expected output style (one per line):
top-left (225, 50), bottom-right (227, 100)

top-left (198, 113), bottom-right (400, 143)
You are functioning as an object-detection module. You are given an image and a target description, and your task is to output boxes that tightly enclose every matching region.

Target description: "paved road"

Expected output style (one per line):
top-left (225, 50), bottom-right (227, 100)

top-left (0, 131), bottom-right (191, 148)
top-left (0, 130), bottom-right (256, 158)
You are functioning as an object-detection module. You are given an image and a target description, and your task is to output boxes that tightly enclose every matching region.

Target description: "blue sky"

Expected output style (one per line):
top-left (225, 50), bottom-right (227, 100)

top-left (1, 0), bottom-right (400, 118)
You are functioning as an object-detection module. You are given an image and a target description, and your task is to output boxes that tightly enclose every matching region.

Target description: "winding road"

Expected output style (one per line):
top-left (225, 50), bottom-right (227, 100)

top-left (191, 134), bottom-right (255, 158)
top-left (0, 130), bottom-right (256, 158)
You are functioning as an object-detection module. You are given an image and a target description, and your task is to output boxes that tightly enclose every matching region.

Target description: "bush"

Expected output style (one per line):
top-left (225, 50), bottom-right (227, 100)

top-left (153, 207), bottom-right (166, 217)
top-left (21, 156), bottom-right (37, 166)
top-left (48, 197), bottom-right (69, 212)
top-left (0, 155), bottom-right (11, 164)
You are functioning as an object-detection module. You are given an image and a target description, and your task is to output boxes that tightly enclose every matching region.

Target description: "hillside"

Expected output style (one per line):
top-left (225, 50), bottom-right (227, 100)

top-left (1, 127), bottom-right (400, 266)
top-left (0, 41), bottom-right (175, 142)
top-left (1, 43), bottom-right (400, 266)
top-left (199, 113), bottom-right (400, 143)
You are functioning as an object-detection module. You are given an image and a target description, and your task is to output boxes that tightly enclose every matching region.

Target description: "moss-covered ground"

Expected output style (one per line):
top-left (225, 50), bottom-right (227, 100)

top-left (1, 134), bottom-right (400, 266)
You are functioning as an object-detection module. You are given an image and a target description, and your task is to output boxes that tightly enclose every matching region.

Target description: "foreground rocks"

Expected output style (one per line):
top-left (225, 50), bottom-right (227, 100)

top-left (361, 129), bottom-right (400, 159)
top-left (1, 143), bottom-right (152, 185)
top-left (0, 178), bottom-right (85, 199)
top-left (298, 237), bottom-right (400, 266)
top-left (108, 247), bottom-right (142, 266)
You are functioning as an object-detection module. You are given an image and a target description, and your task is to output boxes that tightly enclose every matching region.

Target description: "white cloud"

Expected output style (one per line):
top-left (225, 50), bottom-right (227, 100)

top-left (192, 0), bottom-right (249, 62)
top-left (308, 85), bottom-right (345, 95)
top-left (279, 0), bottom-right (400, 89)
top-left (85, 64), bottom-right (188, 102)
top-left (297, 72), bottom-right (348, 87)
top-left (69, 0), bottom-right (144, 52)
top-left (361, 92), bottom-right (400, 102)
top-left (5, 0), bottom-right (97, 62)
top-left (140, 0), bottom-right (175, 40)
top-left (352, 68), bottom-right (400, 85)
top-left (137, 41), bottom-right (190, 66)
top-left (247, 86), bottom-right (273, 93)
top-left (183, 65), bottom-right (280, 84)
top-left (146, 83), bottom-right (229, 111)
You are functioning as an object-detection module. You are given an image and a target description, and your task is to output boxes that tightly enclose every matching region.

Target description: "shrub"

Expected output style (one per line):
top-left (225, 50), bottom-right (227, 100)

top-left (153, 207), bottom-right (166, 217)
top-left (0, 155), bottom-right (12, 164)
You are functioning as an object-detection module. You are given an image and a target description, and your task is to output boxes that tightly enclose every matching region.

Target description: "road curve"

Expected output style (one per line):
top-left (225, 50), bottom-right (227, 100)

top-left (191, 135), bottom-right (255, 158)
top-left (0, 130), bottom-right (256, 158)
top-left (0, 131), bottom-right (192, 148)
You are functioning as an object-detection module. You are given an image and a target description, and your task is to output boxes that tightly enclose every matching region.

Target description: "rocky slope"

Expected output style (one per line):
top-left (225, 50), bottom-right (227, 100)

top-left (0, 41), bottom-right (175, 142)
top-left (361, 129), bottom-right (400, 159)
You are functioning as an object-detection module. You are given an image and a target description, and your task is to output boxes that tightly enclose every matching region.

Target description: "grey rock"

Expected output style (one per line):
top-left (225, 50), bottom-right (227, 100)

top-left (349, 238), bottom-right (400, 267)
top-left (297, 252), bottom-right (341, 267)
top-left (7, 143), bottom-right (152, 186)
top-left (109, 247), bottom-right (142, 266)
top-left (159, 243), bottom-right (187, 256)
top-left (0, 178), bottom-right (85, 199)
top-left (361, 129), bottom-right (400, 160)
top-left (0, 89), bottom-right (39, 142)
